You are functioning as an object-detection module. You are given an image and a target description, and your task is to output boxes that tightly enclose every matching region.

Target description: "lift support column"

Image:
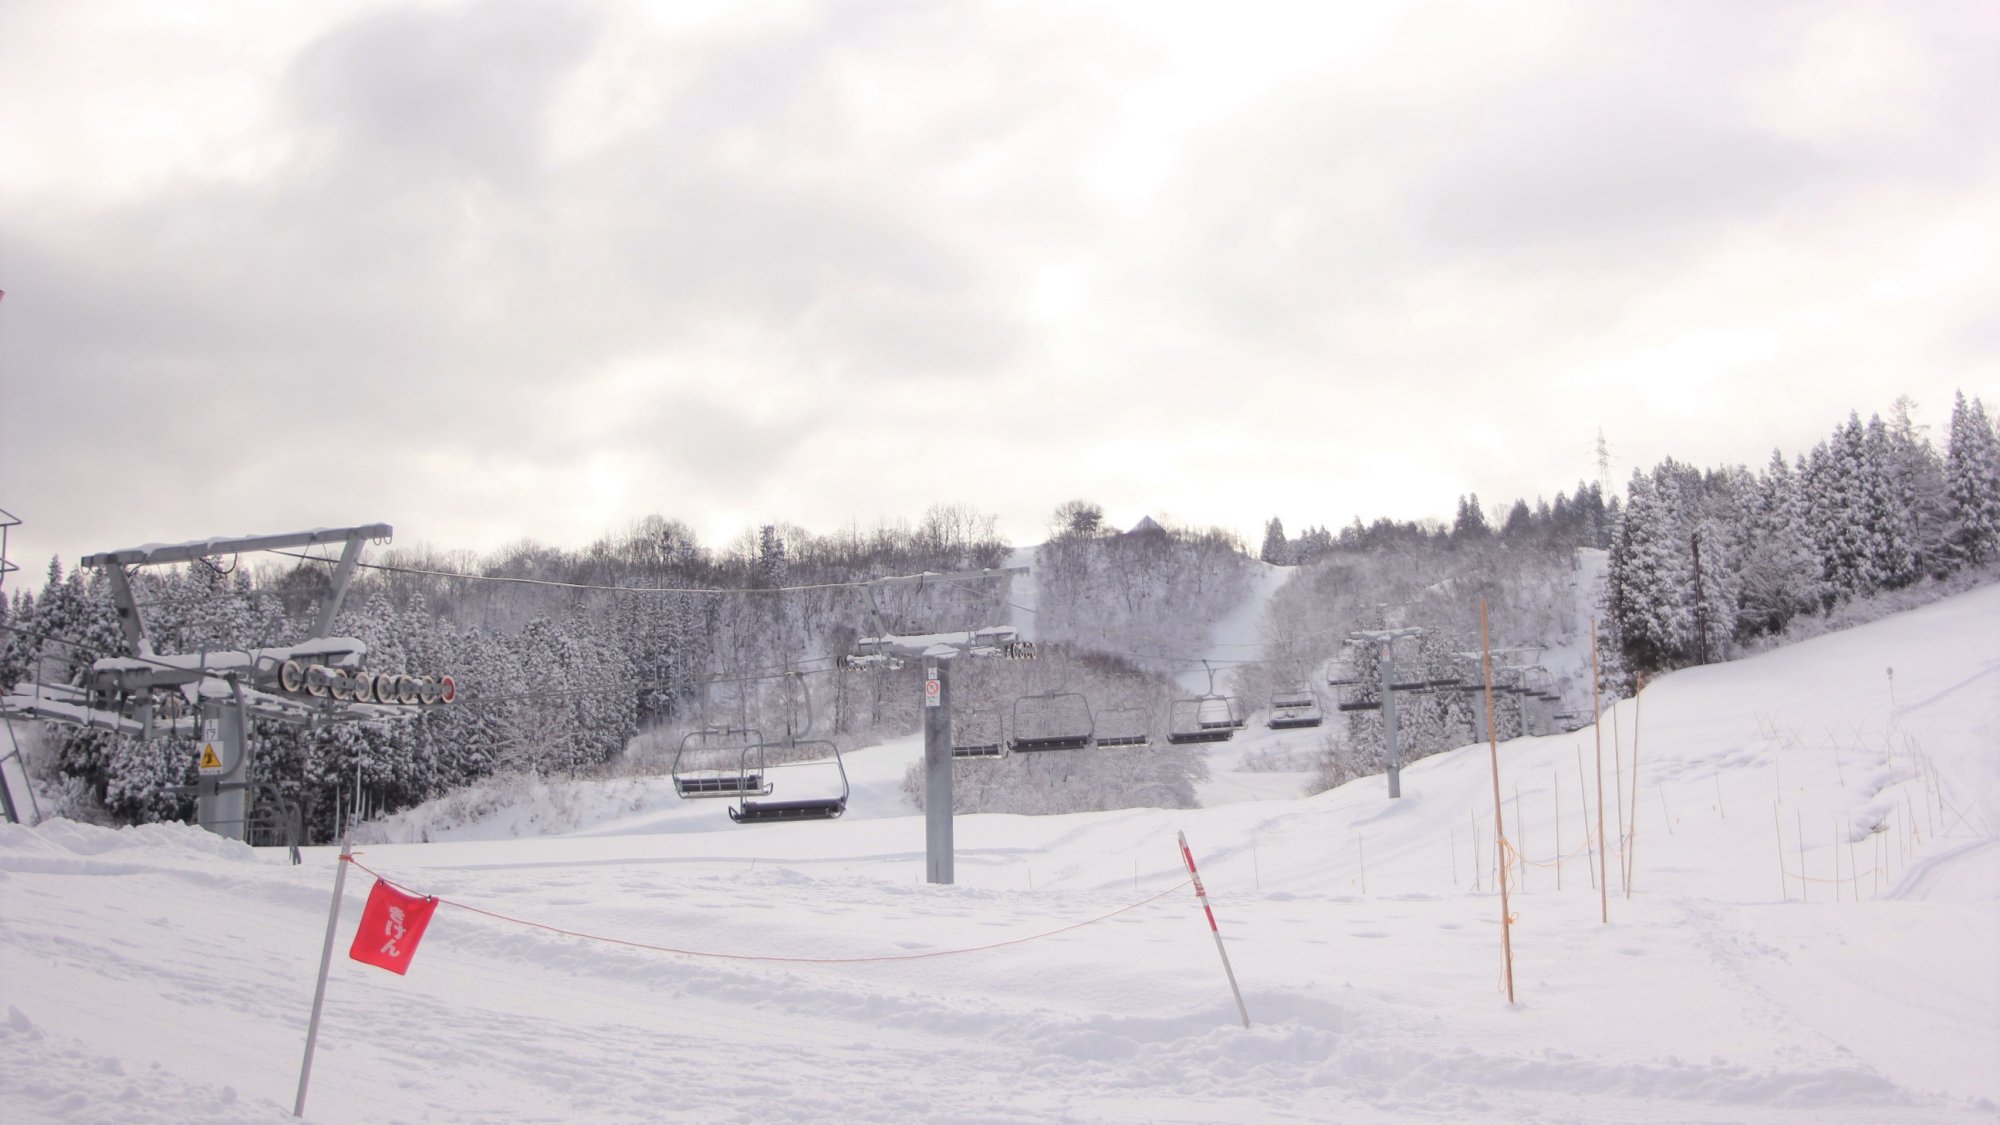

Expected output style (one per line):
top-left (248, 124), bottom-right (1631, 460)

top-left (923, 657), bottom-right (953, 884)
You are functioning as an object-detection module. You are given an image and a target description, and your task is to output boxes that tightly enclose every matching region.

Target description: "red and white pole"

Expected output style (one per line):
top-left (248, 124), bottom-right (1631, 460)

top-left (1178, 830), bottom-right (1250, 1028)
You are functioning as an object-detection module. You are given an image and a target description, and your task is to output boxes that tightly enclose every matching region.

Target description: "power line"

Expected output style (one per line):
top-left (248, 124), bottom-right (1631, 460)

top-left (273, 549), bottom-right (1016, 598)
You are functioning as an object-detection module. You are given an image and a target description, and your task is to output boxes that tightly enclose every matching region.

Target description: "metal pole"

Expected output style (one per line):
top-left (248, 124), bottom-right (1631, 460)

top-left (923, 658), bottom-right (953, 885)
top-left (1381, 641), bottom-right (1401, 799)
top-left (295, 843), bottom-right (353, 1117)
top-left (1177, 831), bottom-right (1250, 1028)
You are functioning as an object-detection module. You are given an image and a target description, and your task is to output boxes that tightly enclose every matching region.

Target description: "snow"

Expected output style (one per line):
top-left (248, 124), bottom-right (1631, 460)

top-left (4, 585), bottom-right (1999, 1122)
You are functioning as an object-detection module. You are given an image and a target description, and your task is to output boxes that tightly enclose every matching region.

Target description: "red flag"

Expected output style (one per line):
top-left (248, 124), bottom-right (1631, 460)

top-left (349, 879), bottom-right (439, 975)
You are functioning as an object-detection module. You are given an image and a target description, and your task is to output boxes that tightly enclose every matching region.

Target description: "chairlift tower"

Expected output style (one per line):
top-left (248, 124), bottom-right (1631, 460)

top-left (844, 565), bottom-right (1028, 885)
top-left (1348, 627), bottom-right (1424, 798)
top-left (1, 523), bottom-right (459, 844)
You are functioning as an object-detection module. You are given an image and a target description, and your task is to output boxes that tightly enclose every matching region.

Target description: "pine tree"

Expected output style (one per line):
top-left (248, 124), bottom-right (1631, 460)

top-left (1452, 494), bottom-right (1491, 544)
top-left (1605, 472), bottom-right (1690, 674)
top-left (1862, 414), bottom-right (1919, 590)
top-left (1884, 395), bottom-right (1951, 577)
top-left (1259, 517), bottom-right (1290, 565)
top-left (1944, 391), bottom-right (2000, 566)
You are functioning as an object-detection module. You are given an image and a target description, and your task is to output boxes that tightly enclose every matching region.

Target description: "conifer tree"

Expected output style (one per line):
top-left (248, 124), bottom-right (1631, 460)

top-left (1259, 517), bottom-right (1290, 565)
top-left (1944, 392), bottom-right (2000, 565)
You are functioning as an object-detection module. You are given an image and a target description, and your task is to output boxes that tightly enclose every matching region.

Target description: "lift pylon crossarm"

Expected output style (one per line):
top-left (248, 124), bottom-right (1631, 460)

top-left (79, 524), bottom-right (394, 570)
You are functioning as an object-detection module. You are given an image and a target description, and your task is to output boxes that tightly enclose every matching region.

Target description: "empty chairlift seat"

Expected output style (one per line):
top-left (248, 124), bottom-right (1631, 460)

top-left (673, 728), bottom-right (769, 799)
top-left (729, 738), bottom-right (850, 823)
top-left (1266, 684), bottom-right (1323, 729)
top-left (1167, 695), bottom-right (1238, 744)
top-left (1009, 691), bottom-right (1094, 752)
top-left (952, 707), bottom-right (1006, 759)
top-left (1094, 705), bottom-right (1151, 748)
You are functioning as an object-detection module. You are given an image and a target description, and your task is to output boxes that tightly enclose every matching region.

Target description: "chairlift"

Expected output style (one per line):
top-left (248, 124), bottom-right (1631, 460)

top-left (1325, 656), bottom-right (1362, 687)
top-left (1009, 691), bottom-right (1094, 752)
top-left (1094, 705), bottom-right (1151, 748)
top-left (672, 727), bottom-right (769, 798)
top-left (1167, 660), bottom-right (1244, 743)
top-left (951, 706), bottom-right (1006, 759)
top-left (1167, 695), bottom-right (1238, 743)
top-left (729, 737), bottom-right (850, 823)
top-left (1266, 683), bottom-right (1323, 729)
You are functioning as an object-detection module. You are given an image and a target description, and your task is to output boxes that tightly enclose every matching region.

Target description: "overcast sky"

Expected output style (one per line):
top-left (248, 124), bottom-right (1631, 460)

top-left (2, 0), bottom-right (1996, 576)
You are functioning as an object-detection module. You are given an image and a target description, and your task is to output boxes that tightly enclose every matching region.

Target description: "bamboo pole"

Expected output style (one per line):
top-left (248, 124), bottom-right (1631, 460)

top-left (1357, 834), bottom-right (1366, 895)
top-left (1471, 808), bottom-right (1482, 894)
top-left (1515, 785), bottom-right (1526, 892)
top-left (1797, 808), bottom-right (1808, 903)
top-left (1577, 745), bottom-right (1595, 891)
top-left (1833, 816), bottom-right (1841, 903)
top-left (1482, 600), bottom-right (1516, 1003)
top-left (1626, 676), bottom-right (1644, 897)
top-left (1451, 822), bottom-right (1459, 886)
top-left (1554, 771), bottom-right (1563, 892)
top-left (1592, 619), bottom-right (1608, 924)
top-left (1774, 803), bottom-right (1786, 901)
top-left (1612, 699), bottom-right (1627, 897)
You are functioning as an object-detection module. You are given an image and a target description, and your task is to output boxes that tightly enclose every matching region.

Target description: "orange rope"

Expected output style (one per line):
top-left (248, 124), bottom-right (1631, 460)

top-left (1501, 837), bottom-right (1590, 869)
top-left (341, 855), bottom-right (1191, 964)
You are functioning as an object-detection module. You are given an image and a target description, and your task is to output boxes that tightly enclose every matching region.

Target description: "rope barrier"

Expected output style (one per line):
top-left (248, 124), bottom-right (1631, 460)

top-left (1500, 836), bottom-right (1590, 869)
top-left (342, 855), bottom-right (1191, 965)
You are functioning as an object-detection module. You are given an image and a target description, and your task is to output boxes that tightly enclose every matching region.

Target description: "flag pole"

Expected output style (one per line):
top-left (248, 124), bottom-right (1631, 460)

top-left (296, 843), bottom-right (353, 1118)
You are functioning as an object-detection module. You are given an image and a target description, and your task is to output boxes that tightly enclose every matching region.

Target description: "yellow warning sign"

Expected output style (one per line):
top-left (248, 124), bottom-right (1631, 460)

top-left (198, 744), bottom-right (224, 774)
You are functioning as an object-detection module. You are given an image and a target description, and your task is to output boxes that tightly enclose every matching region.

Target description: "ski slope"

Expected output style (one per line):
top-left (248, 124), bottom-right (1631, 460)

top-left (3, 585), bottom-right (1998, 1123)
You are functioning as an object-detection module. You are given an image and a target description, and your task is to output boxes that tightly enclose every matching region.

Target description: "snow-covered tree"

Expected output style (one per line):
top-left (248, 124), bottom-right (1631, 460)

top-left (1260, 517), bottom-right (1290, 565)
top-left (1944, 391), bottom-right (2000, 566)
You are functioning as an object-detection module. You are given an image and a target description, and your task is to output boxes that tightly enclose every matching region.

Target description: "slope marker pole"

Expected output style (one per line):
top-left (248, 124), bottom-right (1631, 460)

top-left (1177, 831), bottom-right (1250, 1029)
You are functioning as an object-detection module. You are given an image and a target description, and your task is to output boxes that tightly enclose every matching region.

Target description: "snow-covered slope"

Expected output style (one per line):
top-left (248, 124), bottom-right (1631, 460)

top-left (3, 585), bottom-right (1997, 1123)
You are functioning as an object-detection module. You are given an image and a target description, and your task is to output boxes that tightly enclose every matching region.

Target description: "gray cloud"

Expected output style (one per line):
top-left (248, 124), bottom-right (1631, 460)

top-left (2, 0), bottom-right (1996, 570)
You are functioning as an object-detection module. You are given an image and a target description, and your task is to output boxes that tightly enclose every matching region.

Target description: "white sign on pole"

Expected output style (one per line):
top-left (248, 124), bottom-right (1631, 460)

top-left (924, 678), bottom-right (941, 708)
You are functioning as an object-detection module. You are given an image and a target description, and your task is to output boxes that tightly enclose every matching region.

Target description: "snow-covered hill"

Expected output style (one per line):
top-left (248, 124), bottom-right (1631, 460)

top-left (3, 585), bottom-right (1997, 1122)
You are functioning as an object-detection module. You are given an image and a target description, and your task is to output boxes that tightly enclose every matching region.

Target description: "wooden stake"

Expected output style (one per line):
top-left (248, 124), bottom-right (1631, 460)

top-left (1472, 808), bottom-right (1482, 894)
top-left (1554, 771), bottom-right (1563, 892)
top-left (1592, 619), bottom-right (1608, 924)
top-left (1577, 745), bottom-right (1596, 891)
top-left (1774, 803), bottom-right (1786, 901)
top-left (1626, 676), bottom-right (1645, 897)
top-left (1612, 698), bottom-right (1627, 897)
top-left (1515, 786), bottom-right (1526, 892)
top-left (1482, 599), bottom-right (1516, 1003)
top-left (1833, 816), bottom-right (1841, 903)
top-left (1715, 769), bottom-right (1725, 819)
top-left (1358, 834), bottom-right (1366, 895)
top-left (1797, 808), bottom-right (1808, 904)
top-left (1451, 822), bottom-right (1459, 886)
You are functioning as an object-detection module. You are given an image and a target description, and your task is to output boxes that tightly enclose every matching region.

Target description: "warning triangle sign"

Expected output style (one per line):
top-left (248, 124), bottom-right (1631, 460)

top-left (199, 744), bottom-right (224, 772)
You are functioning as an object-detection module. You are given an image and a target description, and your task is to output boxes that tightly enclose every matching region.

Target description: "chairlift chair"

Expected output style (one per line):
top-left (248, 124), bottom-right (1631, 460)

top-left (1009, 691), bottom-right (1094, 752)
top-left (729, 737), bottom-right (850, 823)
top-left (1325, 657), bottom-right (1362, 687)
top-left (1167, 694), bottom-right (1237, 743)
top-left (673, 727), bottom-right (770, 798)
top-left (1266, 683), bottom-right (1323, 729)
top-left (951, 706), bottom-right (1006, 759)
top-left (1094, 705), bottom-right (1151, 748)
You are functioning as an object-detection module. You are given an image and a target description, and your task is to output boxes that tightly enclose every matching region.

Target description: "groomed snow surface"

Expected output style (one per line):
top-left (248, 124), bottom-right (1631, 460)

top-left (4, 586), bottom-right (1998, 1123)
